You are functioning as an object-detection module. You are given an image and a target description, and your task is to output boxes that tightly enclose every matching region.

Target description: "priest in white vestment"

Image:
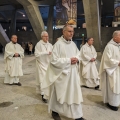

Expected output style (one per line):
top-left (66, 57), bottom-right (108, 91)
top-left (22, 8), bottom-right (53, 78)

top-left (35, 31), bottom-right (53, 103)
top-left (80, 37), bottom-right (99, 89)
top-left (4, 35), bottom-right (24, 86)
top-left (99, 30), bottom-right (120, 111)
top-left (42, 25), bottom-right (84, 120)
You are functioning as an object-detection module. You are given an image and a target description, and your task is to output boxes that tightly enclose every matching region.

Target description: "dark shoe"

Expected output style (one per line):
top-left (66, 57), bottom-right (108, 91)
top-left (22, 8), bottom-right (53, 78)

top-left (14, 82), bottom-right (22, 86)
top-left (82, 85), bottom-right (89, 89)
top-left (42, 95), bottom-right (47, 103)
top-left (107, 103), bottom-right (118, 111)
top-left (95, 85), bottom-right (99, 90)
top-left (75, 117), bottom-right (85, 120)
top-left (52, 111), bottom-right (61, 120)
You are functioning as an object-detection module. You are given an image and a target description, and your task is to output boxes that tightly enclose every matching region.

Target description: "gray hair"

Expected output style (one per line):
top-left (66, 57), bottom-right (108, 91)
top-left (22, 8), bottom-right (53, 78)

top-left (63, 25), bottom-right (74, 31)
top-left (41, 31), bottom-right (48, 37)
top-left (112, 30), bottom-right (120, 38)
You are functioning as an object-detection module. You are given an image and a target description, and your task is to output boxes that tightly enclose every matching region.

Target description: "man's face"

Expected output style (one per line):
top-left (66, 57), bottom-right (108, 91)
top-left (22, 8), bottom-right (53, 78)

top-left (42, 33), bottom-right (49, 43)
top-left (88, 38), bottom-right (94, 45)
top-left (11, 35), bottom-right (17, 43)
top-left (114, 33), bottom-right (120, 43)
top-left (63, 26), bottom-right (74, 40)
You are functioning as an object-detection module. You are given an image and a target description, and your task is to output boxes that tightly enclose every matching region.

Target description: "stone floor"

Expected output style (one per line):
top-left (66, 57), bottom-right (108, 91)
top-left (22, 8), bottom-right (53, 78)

top-left (0, 54), bottom-right (120, 120)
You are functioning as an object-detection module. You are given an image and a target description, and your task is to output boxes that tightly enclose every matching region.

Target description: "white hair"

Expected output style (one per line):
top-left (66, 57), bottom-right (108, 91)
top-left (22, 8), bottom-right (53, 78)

top-left (41, 31), bottom-right (48, 37)
top-left (113, 30), bottom-right (120, 38)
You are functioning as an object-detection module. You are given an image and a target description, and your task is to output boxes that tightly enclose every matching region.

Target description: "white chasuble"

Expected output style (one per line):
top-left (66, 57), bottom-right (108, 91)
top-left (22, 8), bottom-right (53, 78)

top-left (42, 36), bottom-right (83, 119)
top-left (4, 42), bottom-right (24, 77)
top-left (99, 39), bottom-right (120, 94)
top-left (35, 40), bottom-right (53, 94)
top-left (80, 43), bottom-right (99, 87)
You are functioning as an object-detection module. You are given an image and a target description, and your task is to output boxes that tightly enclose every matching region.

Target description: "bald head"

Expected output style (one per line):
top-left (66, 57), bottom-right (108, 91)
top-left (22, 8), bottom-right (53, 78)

top-left (11, 35), bottom-right (17, 38)
top-left (113, 31), bottom-right (120, 43)
top-left (11, 35), bottom-right (17, 44)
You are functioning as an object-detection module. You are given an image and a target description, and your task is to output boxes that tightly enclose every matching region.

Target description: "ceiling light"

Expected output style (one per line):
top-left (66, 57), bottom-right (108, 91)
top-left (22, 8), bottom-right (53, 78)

top-left (23, 14), bottom-right (25, 17)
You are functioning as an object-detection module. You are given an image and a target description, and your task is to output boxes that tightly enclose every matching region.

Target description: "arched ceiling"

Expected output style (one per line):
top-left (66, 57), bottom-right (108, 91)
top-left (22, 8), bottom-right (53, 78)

top-left (0, 0), bottom-right (117, 23)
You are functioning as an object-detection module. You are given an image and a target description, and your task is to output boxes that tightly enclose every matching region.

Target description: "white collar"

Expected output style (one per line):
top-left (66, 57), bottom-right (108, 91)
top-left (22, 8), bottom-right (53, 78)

top-left (40, 40), bottom-right (49, 45)
top-left (61, 36), bottom-right (72, 44)
top-left (86, 42), bottom-right (92, 47)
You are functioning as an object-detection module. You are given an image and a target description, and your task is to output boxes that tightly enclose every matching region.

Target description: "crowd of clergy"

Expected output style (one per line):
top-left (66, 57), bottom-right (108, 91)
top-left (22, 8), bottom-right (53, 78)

top-left (3, 25), bottom-right (120, 120)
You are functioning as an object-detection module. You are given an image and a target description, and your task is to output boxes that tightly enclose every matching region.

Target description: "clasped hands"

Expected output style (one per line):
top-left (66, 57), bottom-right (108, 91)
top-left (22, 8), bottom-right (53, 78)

top-left (71, 57), bottom-right (78, 64)
top-left (49, 52), bottom-right (52, 55)
top-left (90, 58), bottom-right (96, 62)
top-left (14, 53), bottom-right (20, 57)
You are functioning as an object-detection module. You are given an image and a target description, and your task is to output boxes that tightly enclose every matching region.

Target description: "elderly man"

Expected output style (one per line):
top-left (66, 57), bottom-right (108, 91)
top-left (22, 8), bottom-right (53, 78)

top-left (99, 30), bottom-right (120, 111)
top-left (80, 37), bottom-right (99, 90)
top-left (4, 35), bottom-right (24, 86)
top-left (35, 31), bottom-right (53, 103)
top-left (42, 25), bottom-right (84, 120)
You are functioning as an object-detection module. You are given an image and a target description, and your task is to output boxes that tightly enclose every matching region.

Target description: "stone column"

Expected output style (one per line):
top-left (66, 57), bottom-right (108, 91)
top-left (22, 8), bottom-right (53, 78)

top-left (0, 24), bottom-right (10, 47)
top-left (17, 0), bottom-right (45, 41)
top-left (83, 0), bottom-right (102, 51)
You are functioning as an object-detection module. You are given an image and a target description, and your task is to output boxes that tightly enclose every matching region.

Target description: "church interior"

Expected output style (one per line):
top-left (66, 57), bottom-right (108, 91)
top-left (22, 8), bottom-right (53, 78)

top-left (0, 0), bottom-right (120, 120)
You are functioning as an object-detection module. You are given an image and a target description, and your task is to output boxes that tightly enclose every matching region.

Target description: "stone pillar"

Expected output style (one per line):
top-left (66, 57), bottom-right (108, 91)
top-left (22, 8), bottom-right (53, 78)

top-left (47, 5), bottom-right (54, 43)
top-left (83, 0), bottom-right (102, 51)
top-left (9, 10), bottom-right (17, 38)
top-left (17, 0), bottom-right (45, 41)
top-left (0, 24), bottom-right (10, 47)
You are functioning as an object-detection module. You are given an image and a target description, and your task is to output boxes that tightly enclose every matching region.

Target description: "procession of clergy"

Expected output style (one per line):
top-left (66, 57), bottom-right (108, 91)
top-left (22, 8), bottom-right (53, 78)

top-left (3, 25), bottom-right (120, 120)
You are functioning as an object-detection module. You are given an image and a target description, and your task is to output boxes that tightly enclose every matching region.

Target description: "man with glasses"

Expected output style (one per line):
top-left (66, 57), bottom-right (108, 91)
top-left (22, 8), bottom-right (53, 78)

top-left (35, 31), bottom-right (53, 103)
top-left (99, 30), bottom-right (120, 111)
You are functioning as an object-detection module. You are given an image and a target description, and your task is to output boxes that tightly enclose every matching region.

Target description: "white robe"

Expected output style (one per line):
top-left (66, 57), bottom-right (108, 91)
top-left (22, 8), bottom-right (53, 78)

top-left (99, 39), bottom-right (120, 106)
top-left (80, 43), bottom-right (99, 87)
top-left (42, 36), bottom-right (83, 119)
top-left (4, 42), bottom-right (24, 84)
top-left (35, 40), bottom-right (53, 95)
